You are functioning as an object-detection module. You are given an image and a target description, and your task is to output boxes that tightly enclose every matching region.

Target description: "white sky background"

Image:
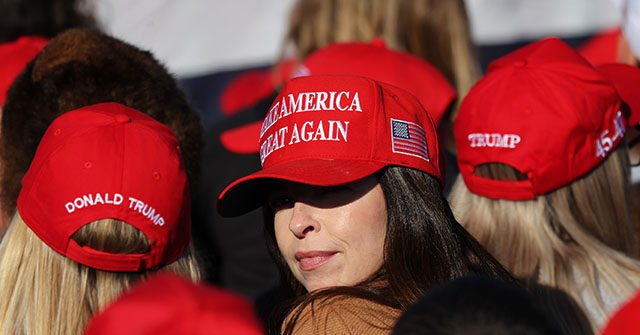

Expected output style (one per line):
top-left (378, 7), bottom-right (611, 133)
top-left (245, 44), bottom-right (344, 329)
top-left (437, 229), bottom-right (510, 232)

top-left (466, 0), bottom-right (621, 43)
top-left (94, 0), bottom-right (296, 78)
top-left (93, 0), bottom-right (621, 78)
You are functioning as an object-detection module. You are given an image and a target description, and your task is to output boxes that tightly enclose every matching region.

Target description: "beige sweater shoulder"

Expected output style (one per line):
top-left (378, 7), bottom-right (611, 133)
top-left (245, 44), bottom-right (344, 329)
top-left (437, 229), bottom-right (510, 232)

top-left (284, 295), bottom-right (401, 335)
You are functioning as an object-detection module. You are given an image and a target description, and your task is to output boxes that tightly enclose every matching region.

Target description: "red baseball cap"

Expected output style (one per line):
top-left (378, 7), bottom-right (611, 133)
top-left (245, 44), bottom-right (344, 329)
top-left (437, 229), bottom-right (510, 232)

top-left (455, 37), bottom-right (626, 200)
top-left (17, 102), bottom-right (191, 271)
top-left (218, 75), bottom-right (443, 217)
top-left (577, 27), bottom-right (621, 66)
top-left (84, 274), bottom-right (265, 335)
top-left (0, 36), bottom-right (48, 105)
top-left (601, 289), bottom-right (640, 335)
top-left (597, 63), bottom-right (640, 126)
top-left (219, 40), bottom-right (456, 156)
top-left (295, 38), bottom-right (457, 125)
top-left (220, 58), bottom-right (297, 117)
top-left (220, 121), bottom-right (265, 155)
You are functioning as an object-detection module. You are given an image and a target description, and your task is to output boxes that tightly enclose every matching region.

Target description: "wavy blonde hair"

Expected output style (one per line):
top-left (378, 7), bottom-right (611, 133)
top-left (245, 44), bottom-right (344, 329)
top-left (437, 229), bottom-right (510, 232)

top-left (0, 213), bottom-right (200, 335)
top-left (283, 0), bottom-right (480, 123)
top-left (449, 146), bottom-right (640, 331)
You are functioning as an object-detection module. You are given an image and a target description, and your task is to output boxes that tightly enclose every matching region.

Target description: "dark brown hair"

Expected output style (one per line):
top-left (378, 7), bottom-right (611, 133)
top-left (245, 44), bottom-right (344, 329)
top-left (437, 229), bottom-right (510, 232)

top-left (0, 29), bottom-right (203, 225)
top-left (263, 166), bottom-right (515, 334)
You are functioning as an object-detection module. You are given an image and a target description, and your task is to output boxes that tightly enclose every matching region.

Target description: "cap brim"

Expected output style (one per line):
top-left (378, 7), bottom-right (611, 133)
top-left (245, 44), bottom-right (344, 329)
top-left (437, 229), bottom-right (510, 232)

top-left (220, 121), bottom-right (262, 154)
top-left (598, 63), bottom-right (640, 125)
top-left (217, 158), bottom-right (386, 217)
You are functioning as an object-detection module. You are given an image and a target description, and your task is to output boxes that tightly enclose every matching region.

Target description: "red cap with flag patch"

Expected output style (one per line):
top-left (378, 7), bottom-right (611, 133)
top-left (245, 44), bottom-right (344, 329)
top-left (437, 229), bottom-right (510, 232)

top-left (455, 37), bottom-right (626, 200)
top-left (217, 75), bottom-right (443, 217)
top-left (0, 36), bottom-right (48, 105)
top-left (17, 102), bottom-right (191, 271)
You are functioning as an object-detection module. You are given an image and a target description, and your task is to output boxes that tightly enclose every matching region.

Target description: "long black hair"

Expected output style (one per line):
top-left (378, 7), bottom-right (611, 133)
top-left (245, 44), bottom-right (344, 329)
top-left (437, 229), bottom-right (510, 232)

top-left (262, 166), bottom-right (515, 334)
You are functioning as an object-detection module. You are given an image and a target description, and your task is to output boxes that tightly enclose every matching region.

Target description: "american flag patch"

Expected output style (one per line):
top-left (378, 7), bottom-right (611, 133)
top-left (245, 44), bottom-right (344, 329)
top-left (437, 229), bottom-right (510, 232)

top-left (390, 119), bottom-right (429, 161)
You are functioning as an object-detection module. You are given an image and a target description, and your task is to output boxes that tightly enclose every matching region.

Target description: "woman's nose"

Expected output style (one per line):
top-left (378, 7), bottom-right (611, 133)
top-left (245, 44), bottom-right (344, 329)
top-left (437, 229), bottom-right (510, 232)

top-left (288, 202), bottom-right (320, 239)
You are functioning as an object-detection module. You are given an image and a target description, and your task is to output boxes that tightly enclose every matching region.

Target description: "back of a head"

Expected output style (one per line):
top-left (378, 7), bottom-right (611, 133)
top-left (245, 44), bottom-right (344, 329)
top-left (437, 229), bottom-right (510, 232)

top-left (449, 37), bottom-right (640, 331)
top-left (0, 28), bottom-right (203, 226)
top-left (391, 276), bottom-right (562, 335)
top-left (0, 214), bottom-right (189, 335)
top-left (0, 104), bottom-right (200, 335)
top-left (452, 38), bottom-right (639, 261)
top-left (458, 149), bottom-right (633, 275)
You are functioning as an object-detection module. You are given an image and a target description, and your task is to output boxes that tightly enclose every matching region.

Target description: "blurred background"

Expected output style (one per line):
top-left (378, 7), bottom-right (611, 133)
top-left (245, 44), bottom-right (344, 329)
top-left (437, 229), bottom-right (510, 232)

top-left (92, 0), bottom-right (621, 126)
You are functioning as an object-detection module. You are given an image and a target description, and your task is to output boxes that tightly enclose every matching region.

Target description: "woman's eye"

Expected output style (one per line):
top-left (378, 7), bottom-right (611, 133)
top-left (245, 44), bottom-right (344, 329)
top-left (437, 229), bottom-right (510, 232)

top-left (268, 194), bottom-right (293, 211)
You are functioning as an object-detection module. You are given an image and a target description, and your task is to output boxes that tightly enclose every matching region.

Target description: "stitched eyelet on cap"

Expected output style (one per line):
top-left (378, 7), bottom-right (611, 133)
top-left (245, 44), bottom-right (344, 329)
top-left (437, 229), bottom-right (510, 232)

top-left (114, 113), bottom-right (131, 124)
top-left (84, 161), bottom-right (92, 169)
top-left (153, 171), bottom-right (161, 180)
top-left (514, 60), bottom-right (527, 68)
top-left (54, 129), bottom-right (61, 136)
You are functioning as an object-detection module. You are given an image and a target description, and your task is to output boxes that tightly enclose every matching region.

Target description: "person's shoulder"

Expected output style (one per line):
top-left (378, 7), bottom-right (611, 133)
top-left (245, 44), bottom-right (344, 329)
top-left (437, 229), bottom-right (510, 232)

top-left (289, 295), bottom-right (400, 335)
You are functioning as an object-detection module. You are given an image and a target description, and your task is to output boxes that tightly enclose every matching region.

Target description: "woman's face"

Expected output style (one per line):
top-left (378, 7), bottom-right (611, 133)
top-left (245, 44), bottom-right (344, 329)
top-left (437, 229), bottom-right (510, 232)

top-left (269, 175), bottom-right (387, 292)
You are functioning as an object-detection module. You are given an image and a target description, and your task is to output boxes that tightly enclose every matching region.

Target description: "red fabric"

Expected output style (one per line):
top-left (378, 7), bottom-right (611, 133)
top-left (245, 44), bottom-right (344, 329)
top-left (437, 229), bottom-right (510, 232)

top-left (598, 63), bottom-right (640, 126)
top-left (296, 39), bottom-right (456, 125)
top-left (0, 36), bottom-right (48, 105)
top-left (220, 59), bottom-right (297, 117)
top-left (455, 37), bottom-right (626, 200)
top-left (84, 274), bottom-right (265, 335)
top-left (218, 75), bottom-right (443, 217)
top-left (601, 289), bottom-right (640, 335)
top-left (577, 27), bottom-right (621, 66)
top-left (17, 103), bottom-right (191, 271)
top-left (220, 121), bottom-right (262, 154)
top-left (220, 40), bottom-right (456, 156)
top-left (218, 59), bottom-right (296, 154)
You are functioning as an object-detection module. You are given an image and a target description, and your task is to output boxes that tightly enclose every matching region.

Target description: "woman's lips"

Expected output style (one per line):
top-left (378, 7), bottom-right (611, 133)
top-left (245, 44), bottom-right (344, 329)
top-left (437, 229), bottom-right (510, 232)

top-left (295, 251), bottom-right (338, 271)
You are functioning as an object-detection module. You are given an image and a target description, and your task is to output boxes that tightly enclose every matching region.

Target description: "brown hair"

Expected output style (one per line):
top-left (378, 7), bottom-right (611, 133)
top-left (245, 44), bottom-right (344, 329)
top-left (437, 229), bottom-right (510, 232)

top-left (449, 145), bottom-right (640, 331)
top-left (263, 166), bottom-right (515, 334)
top-left (0, 29), bottom-right (203, 227)
top-left (283, 0), bottom-right (480, 123)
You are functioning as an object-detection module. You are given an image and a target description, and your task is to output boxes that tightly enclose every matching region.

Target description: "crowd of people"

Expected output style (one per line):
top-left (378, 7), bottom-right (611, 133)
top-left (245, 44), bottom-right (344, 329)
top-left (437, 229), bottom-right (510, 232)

top-left (1, 0), bottom-right (639, 334)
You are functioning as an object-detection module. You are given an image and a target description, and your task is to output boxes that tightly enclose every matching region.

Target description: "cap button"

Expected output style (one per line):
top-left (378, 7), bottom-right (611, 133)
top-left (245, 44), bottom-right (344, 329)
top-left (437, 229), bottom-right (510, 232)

top-left (371, 37), bottom-right (386, 48)
top-left (114, 113), bottom-right (131, 124)
top-left (514, 60), bottom-right (527, 68)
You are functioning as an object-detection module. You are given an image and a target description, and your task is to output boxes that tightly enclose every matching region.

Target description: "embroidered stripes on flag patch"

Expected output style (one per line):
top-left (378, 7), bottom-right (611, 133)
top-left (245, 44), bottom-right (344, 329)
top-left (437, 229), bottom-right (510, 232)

top-left (390, 119), bottom-right (430, 161)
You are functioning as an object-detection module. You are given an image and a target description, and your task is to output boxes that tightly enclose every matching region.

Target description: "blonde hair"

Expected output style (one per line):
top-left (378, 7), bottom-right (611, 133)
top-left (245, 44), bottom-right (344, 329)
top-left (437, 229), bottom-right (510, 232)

top-left (0, 213), bottom-right (200, 335)
top-left (449, 146), bottom-right (640, 331)
top-left (283, 0), bottom-right (480, 122)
